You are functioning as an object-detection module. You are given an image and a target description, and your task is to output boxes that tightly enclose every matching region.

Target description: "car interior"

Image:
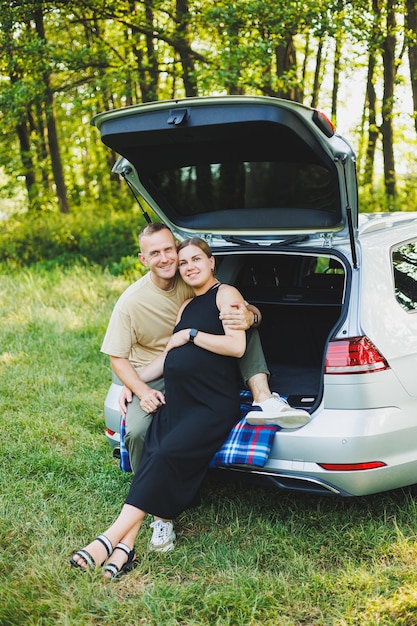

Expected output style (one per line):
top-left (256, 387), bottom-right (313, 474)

top-left (216, 252), bottom-right (346, 409)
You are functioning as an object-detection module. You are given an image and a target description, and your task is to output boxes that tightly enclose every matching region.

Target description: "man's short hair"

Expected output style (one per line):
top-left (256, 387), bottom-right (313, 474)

top-left (138, 223), bottom-right (173, 246)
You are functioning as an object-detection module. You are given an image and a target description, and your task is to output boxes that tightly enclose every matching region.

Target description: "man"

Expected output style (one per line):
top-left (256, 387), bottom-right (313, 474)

top-left (101, 223), bottom-right (309, 551)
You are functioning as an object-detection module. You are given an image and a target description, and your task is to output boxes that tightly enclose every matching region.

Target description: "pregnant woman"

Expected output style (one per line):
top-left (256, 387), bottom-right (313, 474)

top-left (70, 237), bottom-right (246, 578)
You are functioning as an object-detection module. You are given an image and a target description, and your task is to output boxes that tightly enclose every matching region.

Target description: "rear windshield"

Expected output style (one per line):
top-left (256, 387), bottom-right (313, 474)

top-left (112, 111), bottom-right (343, 231)
top-left (149, 161), bottom-right (337, 217)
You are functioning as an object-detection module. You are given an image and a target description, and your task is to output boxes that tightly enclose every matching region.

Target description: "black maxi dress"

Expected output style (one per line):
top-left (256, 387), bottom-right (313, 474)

top-left (124, 284), bottom-right (241, 520)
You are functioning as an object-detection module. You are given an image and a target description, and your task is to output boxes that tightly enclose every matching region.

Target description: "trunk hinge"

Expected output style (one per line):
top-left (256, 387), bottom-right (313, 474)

top-left (338, 154), bottom-right (358, 269)
top-left (320, 233), bottom-right (333, 248)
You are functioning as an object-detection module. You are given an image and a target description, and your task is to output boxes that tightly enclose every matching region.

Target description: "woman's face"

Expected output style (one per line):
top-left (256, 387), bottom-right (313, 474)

top-left (178, 244), bottom-right (215, 288)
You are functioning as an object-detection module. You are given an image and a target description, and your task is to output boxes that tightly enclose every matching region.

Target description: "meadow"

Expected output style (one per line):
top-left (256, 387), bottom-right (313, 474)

top-left (1, 264), bottom-right (417, 625)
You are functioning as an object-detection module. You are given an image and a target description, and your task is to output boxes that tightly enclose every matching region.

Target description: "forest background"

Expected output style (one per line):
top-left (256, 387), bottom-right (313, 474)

top-left (1, 0), bottom-right (417, 268)
top-left (4, 4), bottom-right (417, 623)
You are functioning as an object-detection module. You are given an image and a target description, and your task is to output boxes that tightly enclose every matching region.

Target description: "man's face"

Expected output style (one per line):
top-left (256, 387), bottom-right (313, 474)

top-left (139, 230), bottom-right (178, 283)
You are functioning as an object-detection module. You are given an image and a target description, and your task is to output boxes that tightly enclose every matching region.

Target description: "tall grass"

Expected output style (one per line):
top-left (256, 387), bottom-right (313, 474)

top-left (1, 264), bottom-right (417, 625)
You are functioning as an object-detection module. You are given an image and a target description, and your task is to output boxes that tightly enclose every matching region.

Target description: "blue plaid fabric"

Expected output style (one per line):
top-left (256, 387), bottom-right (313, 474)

top-left (119, 414), bottom-right (132, 473)
top-left (118, 392), bottom-right (279, 473)
top-left (209, 406), bottom-right (279, 469)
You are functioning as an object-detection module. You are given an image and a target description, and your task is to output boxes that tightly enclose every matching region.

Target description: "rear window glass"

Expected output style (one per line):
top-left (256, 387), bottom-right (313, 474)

top-left (392, 242), bottom-right (417, 312)
top-left (150, 161), bottom-right (337, 217)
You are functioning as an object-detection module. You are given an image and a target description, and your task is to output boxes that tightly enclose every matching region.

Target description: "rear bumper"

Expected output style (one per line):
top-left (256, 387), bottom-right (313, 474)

top-left (104, 382), bottom-right (122, 450)
top-left (250, 402), bottom-right (417, 496)
top-left (104, 381), bottom-right (417, 496)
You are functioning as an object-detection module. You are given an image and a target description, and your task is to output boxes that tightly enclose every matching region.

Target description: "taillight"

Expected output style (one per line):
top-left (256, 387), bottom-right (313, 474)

top-left (318, 461), bottom-right (386, 471)
top-left (324, 336), bottom-right (389, 374)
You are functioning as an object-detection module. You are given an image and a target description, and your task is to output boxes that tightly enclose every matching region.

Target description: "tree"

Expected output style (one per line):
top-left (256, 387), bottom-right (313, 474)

top-left (380, 0), bottom-right (397, 204)
top-left (0, 1), bottom-right (71, 212)
top-left (34, 3), bottom-right (69, 213)
top-left (363, 0), bottom-right (382, 194)
top-left (406, 0), bottom-right (417, 137)
top-left (0, 3), bottom-right (40, 209)
top-left (330, 1), bottom-right (345, 124)
top-left (175, 0), bottom-right (199, 96)
top-left (0, 0), bottom-right (416, 216)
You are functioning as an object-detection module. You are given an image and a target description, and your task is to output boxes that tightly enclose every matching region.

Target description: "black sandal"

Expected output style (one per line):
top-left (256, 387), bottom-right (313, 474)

top-left (103, 542), bottom-right (137, 579)
top-left (70, 534), bottom-right (113, 571)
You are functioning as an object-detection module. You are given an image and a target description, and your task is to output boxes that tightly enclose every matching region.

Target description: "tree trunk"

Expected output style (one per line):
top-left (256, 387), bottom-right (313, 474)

top-left (44, 91), bottom-right (70, 214)
top-left (300, 34), bottom-right (310, 103)
top-left (144, 0), bottom-right (159, 102)
top-left (16, 117), bottom-right (39, 210)
top-left (275, 35), bottom-right (302, 101)
top-left (380, 0), bottom-right (397, 205)
top-left (34, 6), bottom-right (70, 213)
top-left (129, 0), bottom-right (159, 102)
top-left (34, 100), bottom-right (51, 194)
top-left (331, 0), bottom-right (346, 124)
top-left (10, 68), bottom-right (38, 208)
top-left (311, 34), bottom-right (325, 108)
top-left (331, 29), bottom-right (342, 125)
top-left (363, 52), bottom-right (379, 189)
top-left (176, 0), bottom-right (198, 96)
top-left (259, 24), bottom-right (273, 97)
top-left (406, 0), bottom-right (417, 137)
top-left (2, 5), bottom-right (39, 209)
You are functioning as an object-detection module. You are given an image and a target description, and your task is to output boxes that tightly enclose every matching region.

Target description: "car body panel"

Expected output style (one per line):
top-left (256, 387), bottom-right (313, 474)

top-left (104, 381), bottom-right (123, 443)
top-left (359, 221), bottom-right (417, 397)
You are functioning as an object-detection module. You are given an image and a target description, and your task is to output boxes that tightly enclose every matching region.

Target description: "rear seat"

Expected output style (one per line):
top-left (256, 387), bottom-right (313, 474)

top-left (302, 272), bottom-right (344, 290)
top-left (232, 256), bottom-right (344, 305)
top-left (301, 258), bottom-right (344, 290)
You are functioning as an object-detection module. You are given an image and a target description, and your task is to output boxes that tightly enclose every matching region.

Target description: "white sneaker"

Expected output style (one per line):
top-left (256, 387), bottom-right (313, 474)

top-left (148, 520), bottom-right (176, 552)
top-left (245, 393), bottom-right (310, 428)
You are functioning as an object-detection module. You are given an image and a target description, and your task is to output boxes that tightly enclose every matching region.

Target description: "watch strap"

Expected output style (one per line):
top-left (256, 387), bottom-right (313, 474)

top-left (189, 328), bottom-right (199, 343)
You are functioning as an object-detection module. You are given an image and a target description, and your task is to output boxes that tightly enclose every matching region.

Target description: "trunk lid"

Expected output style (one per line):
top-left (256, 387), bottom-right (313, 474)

top-left (92, 96), bottom-right (358, 249)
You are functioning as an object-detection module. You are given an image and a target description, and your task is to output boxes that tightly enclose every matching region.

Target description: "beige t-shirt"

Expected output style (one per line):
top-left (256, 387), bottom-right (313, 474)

top-left (101, 272), bottom-right (193, 371)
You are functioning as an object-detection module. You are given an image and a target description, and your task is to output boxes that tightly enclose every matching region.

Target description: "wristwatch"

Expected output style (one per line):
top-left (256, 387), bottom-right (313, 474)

top-left (189, 328), bottom-right (199, 343)
top-left (252, 312), bottom-right (258, 326)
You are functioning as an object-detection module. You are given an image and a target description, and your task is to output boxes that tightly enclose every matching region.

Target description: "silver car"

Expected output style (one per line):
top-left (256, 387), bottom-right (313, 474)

top-left (93, 96), bottom-right (417, 497)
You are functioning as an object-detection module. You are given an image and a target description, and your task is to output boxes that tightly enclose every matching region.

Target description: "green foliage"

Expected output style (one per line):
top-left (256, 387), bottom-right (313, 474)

top-left (358, 170), bottom-right (417, 213)
top-left (1, 0), bottom-right (417, 222)
top-left (0, 204), bottom-right (148, 271)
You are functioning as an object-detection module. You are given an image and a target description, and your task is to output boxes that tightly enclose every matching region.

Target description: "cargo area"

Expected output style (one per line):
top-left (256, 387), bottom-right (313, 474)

top-left (216, 251), bottom-right (346, 410)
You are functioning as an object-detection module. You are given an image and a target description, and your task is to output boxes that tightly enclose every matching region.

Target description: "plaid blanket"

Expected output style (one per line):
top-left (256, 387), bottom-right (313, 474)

top-left (119, 394), bottom-right (279, 473)
top-left (209, 415), bottom-right (279, 468)
top-left (119, 414), bottom-right (132, 473)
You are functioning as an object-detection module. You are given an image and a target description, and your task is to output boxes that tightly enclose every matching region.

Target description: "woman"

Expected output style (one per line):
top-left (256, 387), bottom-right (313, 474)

top-left (71, 237), bottom-right (246, 578)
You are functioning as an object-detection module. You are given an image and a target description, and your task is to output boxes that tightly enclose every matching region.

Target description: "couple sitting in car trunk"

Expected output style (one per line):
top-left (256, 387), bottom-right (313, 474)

top-left (70, 223), bottom-right (309, 578)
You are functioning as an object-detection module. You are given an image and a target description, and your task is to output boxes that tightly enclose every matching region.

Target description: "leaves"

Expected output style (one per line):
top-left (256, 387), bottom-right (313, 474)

top-left (0, 0), bottom-right (416, 217)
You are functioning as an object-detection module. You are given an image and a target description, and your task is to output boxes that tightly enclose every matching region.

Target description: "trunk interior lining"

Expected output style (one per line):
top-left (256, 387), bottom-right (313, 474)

top-left (217, 252), bottom-right (345, 407)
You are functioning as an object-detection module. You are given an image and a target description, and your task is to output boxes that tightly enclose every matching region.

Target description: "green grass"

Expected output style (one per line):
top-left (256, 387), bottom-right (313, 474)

top-left (1, 264), bottom-right (417, 625)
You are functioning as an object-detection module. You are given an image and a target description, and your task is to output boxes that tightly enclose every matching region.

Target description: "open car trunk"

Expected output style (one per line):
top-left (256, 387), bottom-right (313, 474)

top-left (93, 96), bottom-right (359, 262)
top-left (215, 250), bottom-right (347, 410)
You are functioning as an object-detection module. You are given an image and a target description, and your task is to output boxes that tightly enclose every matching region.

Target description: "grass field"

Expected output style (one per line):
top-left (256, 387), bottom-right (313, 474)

top-left (1, 264), bottom-right (417, 625)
